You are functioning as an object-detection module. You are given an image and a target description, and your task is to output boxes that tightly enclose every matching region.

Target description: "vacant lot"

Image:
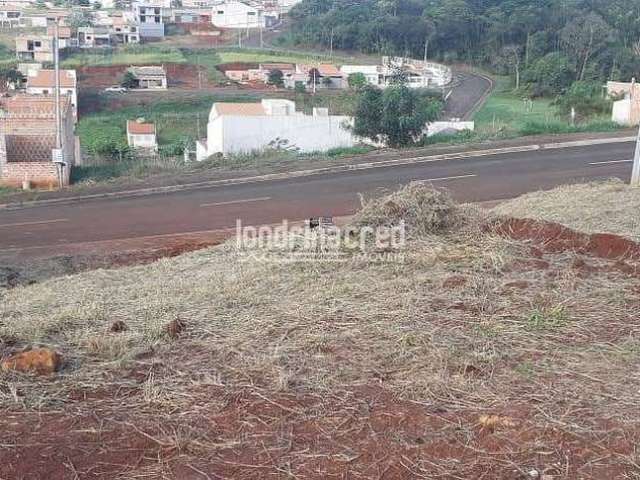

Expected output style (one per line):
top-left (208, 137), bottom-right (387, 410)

top-left (2, 182), bottom-right (640, 478)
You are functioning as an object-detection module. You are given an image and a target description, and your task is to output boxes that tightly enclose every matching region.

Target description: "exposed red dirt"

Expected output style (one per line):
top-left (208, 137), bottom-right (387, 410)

top-left (78, 63), bottom-right (217, 89)
top-left (491, 217), bottom-right (640, 260)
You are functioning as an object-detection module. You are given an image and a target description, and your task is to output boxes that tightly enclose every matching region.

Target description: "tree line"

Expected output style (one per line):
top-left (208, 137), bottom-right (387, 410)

top-left (288, 0), bottom-right (640, 97)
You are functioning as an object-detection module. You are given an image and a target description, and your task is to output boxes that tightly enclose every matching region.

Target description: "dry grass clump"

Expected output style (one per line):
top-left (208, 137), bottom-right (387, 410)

top-left (351, 182), bottom-right (466, 237)
top-left (493, 179), bottom-right (640, 241)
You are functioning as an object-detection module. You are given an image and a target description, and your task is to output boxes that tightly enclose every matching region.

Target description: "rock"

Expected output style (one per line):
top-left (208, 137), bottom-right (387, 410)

top-left (165, 318), bottom-right (185, 339)
top-left (110, 320), bottom-right (128, 333)
top-left (1, 348), bottom-right (62, 375)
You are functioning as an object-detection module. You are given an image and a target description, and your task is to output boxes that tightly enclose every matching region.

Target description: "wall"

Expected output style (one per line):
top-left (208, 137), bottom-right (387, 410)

top-left (211, 1), bottom-right (264, 28)
top-left (203, 113), bottom-right (355, 157)
top-left (128, 133), bottom-right (157, 149)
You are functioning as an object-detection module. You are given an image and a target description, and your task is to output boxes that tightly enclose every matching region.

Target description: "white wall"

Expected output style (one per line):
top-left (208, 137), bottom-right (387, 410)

top-left (426, 121), bottom-right (474, 137)
top-left (212, 1), bottom-right (264, 28)
top-left (201, 113), bottom-right (355, 158)
top-left (128, 133), bottom-right (157, 149)
top-left (612, 98), bottom-right (632, 126)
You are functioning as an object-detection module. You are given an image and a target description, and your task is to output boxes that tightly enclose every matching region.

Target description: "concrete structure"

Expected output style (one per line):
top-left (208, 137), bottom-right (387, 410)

top-left (0, 7), bottom-right (21, 28)
top-left (15, 35), bottom-right (54, 62)
top-left (0, 95), bottom-right (77, 188)
top-left (78, 26), bottom-right (112, 48)
top-left (608, 80), bottom-right (640, 126)
top-left (110, 16), bottom-right (140, 44)
top-left (340, 57), bottom-right (452, 89)
top-left (26, 69), bottom-right (78, 121)
top-left (47, 25), bottom-right (76, 48)
top-left (127, 120), bottom-right (157, 150)
top-left (211, 0), bottom-right (274, 29)
top-left (134, 1), bottom-right (167, 38)
top-left (426, 121), bottom-right (475, 137)
top-left (287, 64), bottom-right (343, 89)
top-left (196, 99), bottom-right (355, 159)
top-left (127, 65), bottom-right (167, 89)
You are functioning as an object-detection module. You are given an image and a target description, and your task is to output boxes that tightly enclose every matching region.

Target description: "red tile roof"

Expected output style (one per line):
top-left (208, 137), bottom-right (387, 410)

top-left (127, 120), bottom-right (155, 135)
top-left (27, 69), bottom-right (76, 89)
top-left (213, 103), bottom-right (266, 116)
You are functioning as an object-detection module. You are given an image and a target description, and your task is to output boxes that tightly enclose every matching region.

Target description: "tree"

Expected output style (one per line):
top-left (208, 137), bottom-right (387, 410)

top-left (67, 10), bottom-right (94, 28)
top-left (555, 81), bottom-right (611, 117)
top-left (348, 72), bottom-right (367, 90)
top-left (560, 13), bottom-right (613, 81)
top-left (307, 68), bottom-right (321, 87)
top-left (501, 45), bottom-right (522, 89)
top-left (353, 80), bottom-right (442, 147)
top-left (267, 69), bottom-right (284, 87)
top-left (121, 71), bottom-right (138, 89)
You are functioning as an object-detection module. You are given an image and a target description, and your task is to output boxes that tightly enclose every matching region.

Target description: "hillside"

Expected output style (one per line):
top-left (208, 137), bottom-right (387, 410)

top-left (1, 182), bottom-right (640, 478)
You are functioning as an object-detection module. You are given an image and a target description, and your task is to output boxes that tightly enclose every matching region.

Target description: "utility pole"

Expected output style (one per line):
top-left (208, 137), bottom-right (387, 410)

top-left (423, 37), bottom-right (429, 63)
top-left (329, 28), bottom-right (334, 58)
top-left (632, 123), bottom-right (640, 186)
top-left (53, 19), bottom-right (64, 189)
top-left (259, 23), bottom-right (263, 48)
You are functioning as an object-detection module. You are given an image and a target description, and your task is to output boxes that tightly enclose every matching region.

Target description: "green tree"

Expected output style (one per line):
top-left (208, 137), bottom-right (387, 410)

top-left (555, 81), bottom-right (611, 117)
top-left (121, 71), bottom-right (138, 89)
top-left (348, 72), bottom-right (367, 90)
top-left (353, 81), bottom-right (442, 147)
top-left (267, 69), bottom-right (284, 87)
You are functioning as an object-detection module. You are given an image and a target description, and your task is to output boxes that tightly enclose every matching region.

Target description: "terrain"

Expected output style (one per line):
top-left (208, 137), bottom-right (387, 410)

top-left (1, 181), bottom-right (640, 479)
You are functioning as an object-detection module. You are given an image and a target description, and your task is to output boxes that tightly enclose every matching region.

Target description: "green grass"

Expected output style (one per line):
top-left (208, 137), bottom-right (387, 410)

top-left (474, 77), bottom-right (558, 133)
top-left (216, 47), bottom-right (346, 66)
top-left (61, 45), bottom-right (187, 68)
top-left (472, 76), bottom-right (621, 138)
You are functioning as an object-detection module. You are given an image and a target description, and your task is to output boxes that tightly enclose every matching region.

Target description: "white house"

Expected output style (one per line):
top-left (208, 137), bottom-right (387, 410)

top-left (134, 1), bottom-right (167, 38)
top-left (211, 0), bottom-right (269, 28)
top-left (340, 57), bottom-right (452, 89)
top-left (196, 99), bottom-right (355, 159)
top-left (127, 120), bottom-right (157, 150)
top-left (26, 69), bottom-right (78, 121)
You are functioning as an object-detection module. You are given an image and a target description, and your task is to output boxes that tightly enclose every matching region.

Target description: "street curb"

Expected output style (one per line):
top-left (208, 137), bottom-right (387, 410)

top-left (0, 136), bottom-right (635, 211)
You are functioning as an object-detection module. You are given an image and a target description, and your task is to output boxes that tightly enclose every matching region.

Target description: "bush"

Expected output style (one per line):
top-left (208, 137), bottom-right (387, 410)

top-left (554, 81), bottom-right (612, 117)
top-left (518, 119), bottom-right (620, 136)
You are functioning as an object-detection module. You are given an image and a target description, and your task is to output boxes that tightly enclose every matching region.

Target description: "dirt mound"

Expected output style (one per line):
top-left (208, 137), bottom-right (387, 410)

top-left (491, 217), bottom-right (640, 260)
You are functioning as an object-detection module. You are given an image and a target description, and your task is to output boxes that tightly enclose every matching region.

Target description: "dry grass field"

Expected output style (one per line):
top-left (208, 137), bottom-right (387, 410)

top-left (1, 182), bottom-right (640, 479)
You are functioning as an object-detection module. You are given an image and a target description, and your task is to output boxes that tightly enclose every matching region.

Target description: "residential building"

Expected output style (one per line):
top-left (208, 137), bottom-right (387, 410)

top-left (127, 120), bottom-right (157, 150)
top-left (0, 7), bottom-right (21, 28)
top-left (127, 65), bottom-right (167, 90)
top-left (182, 0), bottom-right (217, 8)
top-left (211, 0), bottom-right (275, 29)
top-left (77, 26), bottom-right (112, 48)
top-left (46, 25), bottom-right (77, 49)
top-left (134, 1), bottom-right (167, 38)
top-left (110, 16), bottom-right (140, 44)
top-left (26, 69), bottom-right (78, 121)
top-left (340, 57), bottom-right (452, 89)
top-left (608, 80), bottom-right (640, 126)
top-left (196, 99), bottom-right (355, 159)
top-left (15, 35), bottom-right (54, 62)
top-left (289, 64), bottom-right (343, 89)
top-left (0, 95), bottom-right (77, 188)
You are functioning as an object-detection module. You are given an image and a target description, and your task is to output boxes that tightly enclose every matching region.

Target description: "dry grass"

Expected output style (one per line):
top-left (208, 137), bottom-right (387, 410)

top-left (1, 183), bottom-right (640, 477)
top-left (493, 179), bottom-right (640, 241)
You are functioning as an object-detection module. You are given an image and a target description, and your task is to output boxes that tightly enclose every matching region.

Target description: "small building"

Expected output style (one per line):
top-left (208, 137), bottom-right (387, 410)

top-left (26, 69), bottom-right (78, 121)
top-left (290, 64), bottom-right (343, 89)
top-left (0, 7), bottom-right (21, 28)
top-left (46, 25), bottom-right (77, 49)
top-left (127, 120), bottom-right (157, 150)
top-left (0, 95), bottom-right (77, 188)
top-left (127, 65), bottom-right (167, 90)
top-left (77, 26), bottom-right (112, 48)
top-left (110, 15), bottom-right (140, 44)
top-left (15, 35), bottom-right (54, 62)
top-left (134, 1), bottom-right (167, 38)
top-left (608, 80), bottom-right (640, 126)
top-left (340, 57), bottom-right (452, 89)
top-left (211, 0), bottom-right (276, 29)
top-left (196, 99), bottom-right (355, 159)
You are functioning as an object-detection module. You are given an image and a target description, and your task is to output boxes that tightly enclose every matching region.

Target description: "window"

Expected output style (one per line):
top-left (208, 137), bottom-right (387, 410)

top-left (42, 89), bottom-right (49, 94)
top-left (131, 27), bottom-right (136, 32)
top-left (247, 11), bottom-right (256, 15)
top-left (217, 10), bottom-right (224, 14)
top-left (34, 41), bottom-right (41, 47)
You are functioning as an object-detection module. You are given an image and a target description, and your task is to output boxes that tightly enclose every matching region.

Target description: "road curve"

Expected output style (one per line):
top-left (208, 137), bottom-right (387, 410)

top-left (0, 141), bottom-right (635, 254)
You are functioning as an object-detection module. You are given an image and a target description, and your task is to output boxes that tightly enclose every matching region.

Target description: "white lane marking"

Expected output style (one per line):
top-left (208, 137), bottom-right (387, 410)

top-left (415, 174), bottom-right (477, 183)
top-left (0, 218), bottom-right (69, 228)
top-left (200, 196), bottom-right (272, 208)
top-left (588, 159), bottom-right (633, 166)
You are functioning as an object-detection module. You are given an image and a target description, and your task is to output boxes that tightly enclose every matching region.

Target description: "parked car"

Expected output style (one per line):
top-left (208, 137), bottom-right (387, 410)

top-left (104, 86), bottom-right (127, 93)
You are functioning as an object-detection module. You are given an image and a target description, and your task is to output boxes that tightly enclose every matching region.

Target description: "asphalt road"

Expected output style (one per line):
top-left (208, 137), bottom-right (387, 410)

top-left (0, 141), bottom-right (635, 253)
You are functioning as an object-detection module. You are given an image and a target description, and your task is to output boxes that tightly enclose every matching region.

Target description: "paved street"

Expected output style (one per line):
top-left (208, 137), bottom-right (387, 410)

top-left (0, 141), bottom-right (635, 256)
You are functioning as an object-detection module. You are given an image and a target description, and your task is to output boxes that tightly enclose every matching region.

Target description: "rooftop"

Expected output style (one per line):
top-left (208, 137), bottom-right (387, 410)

top-left (128, 65), bottom-right (167, 78)
top-left (0, 95), bottom-right (70, 117)
top-left (213, 102), bottom-right (266, 116)
top-left (27, 69), bottom-right (77, 89)
top-left (127, 120), bottom-right (156, 135)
